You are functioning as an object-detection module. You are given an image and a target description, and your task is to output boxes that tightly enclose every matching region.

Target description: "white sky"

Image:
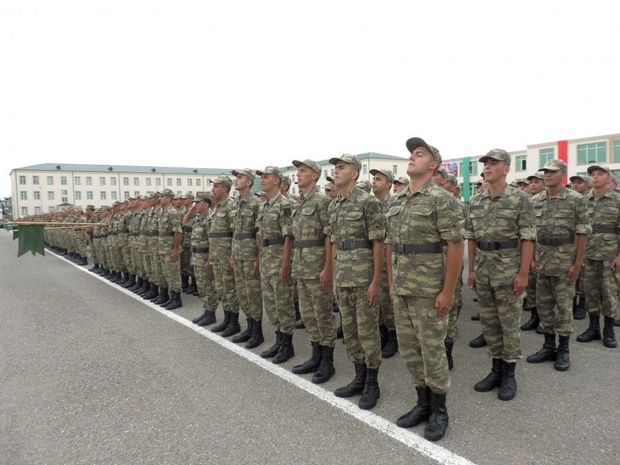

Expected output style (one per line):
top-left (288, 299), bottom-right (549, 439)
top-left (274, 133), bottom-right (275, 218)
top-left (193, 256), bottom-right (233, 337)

top-left (1, 0), bottom-right (619, 196)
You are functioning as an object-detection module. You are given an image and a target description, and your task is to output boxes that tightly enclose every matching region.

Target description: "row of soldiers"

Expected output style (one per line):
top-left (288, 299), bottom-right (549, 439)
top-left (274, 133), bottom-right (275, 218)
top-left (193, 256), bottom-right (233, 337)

top-left (37, 139), bottom-right (619, 443)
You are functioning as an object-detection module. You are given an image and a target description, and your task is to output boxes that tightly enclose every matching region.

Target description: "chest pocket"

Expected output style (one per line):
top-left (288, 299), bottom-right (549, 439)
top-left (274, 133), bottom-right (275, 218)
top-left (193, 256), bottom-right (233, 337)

top-left (302, 207), bottom-right (316, 216)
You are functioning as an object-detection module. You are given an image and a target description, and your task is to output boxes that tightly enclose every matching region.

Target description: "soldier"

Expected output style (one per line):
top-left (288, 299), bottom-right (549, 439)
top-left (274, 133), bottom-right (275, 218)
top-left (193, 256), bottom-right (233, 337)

top-left (156, 189), bottom-right (183, 310)
top-left (181, 193), bottom-right (198, 295)
top-left (466, 149), bottom-right (535, 401)
top-left (357, 179), bottom-right (372, 193)
top-left (128, 198), bottom-right (148, 292)
top-left (289, 159), bottom-right (337, 383)
top-left (370, 168), bottom-right (398, 358)
top-left (329, 154), bottom-right (386, 410)
top-left (570, 174), bottom-right (592, 196)
top-left (138, 194), bottom-right (162, 299)
top-left (387, 137), bottom-right (463, 441)
top-left (576, 164), bottom-right (620, 348)
top-left (569, 174), bottom-right (592, 320)
top-left (526, 160), bottom-right (589, 371)
top-left (208, 176), bottom-right (239, 335)
top-left (255, 166), bottom-right (295, 363)
top-left (393, 176), bottom-right (409, 194)
top-left (230, 169), bottom-right (264, 348)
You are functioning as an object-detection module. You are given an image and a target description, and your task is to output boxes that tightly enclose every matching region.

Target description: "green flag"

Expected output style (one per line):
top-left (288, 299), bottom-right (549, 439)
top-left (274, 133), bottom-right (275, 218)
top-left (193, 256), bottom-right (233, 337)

top-left (17, 225), bottom-right (45, 257)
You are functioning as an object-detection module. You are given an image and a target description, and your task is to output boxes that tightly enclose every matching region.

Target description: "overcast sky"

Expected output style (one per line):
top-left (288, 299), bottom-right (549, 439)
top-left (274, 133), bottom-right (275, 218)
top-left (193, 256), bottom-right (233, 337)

top-left (1, 0), bottom-right (619, 197)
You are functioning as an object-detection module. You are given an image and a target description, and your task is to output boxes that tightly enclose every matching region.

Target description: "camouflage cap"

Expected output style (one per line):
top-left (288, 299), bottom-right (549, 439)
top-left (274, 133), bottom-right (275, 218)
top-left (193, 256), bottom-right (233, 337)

top-left (100, 205), bottom-right (110, 209)
top-left (281, 176), bottom-right (292, 186)
top-left (194, 191), bottom-right (212, 203)
top-left (255, 166), bottom-right (283, 181)
top-left (85, 204), bottom-right (96, 210)
top-left (369, 168), bottom-right (394, 183)
top-left (479, 148), bottom-right (511, 165)
top-left (541, 159), bottom-right (568, 172)
top-left (435, 166), bottom-right (450, 179)
top-left (569, 174), bottom-right (591, 184)
top-left (516, 178), bottom-right (530, 186)
top-left (231, 168), bottom-right (256, 182)
top-left (446, 174), bottom-right (458, 185)
top-left (405, 137), bottom-right (442, 163)
top-left (212, 175), bottom-right (233, 187)
top-left (509, 180), bottom-right (521, 188)
top-left (356, 180), bottom-right (371, 191)
top-left (161, 188), bottom-right (175, 197)
top-left (329, 154), bottom-right (361, 171)
top-left (292, 159), bottom-right (322, 176)
top-left (527, 171), bottom-right (545, 181)
top-left (587, 164), bottom-right (612, 176)
top-left (184, 192), bottom-right (194, 200)
top-left (393, 176), bottom-right (409, 185)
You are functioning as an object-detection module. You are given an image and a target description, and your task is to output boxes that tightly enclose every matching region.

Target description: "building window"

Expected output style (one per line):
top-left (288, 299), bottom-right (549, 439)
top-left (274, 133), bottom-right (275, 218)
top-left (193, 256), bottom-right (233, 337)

top-left (20, 191), bottom-right (28, 200)
top-left (187, 178), bottom-right (193, 186)
top-left (124, 191), bottom-right (130, 199)
top-left (48, 206), bottom-right (55, 212)
top-left (176, 190), bottom-right (182, 196)
top-left (167, 178), bottom-right (172, 186)
top-left (176, 178), bottom-right (182, 186)
top-left (61, 197), bottom-right (68, 203)
top-left (61, 176), bottom-right (67, 185)
top-left (393, 164), bottom-right (398, 175)
top-left (87, 191), bottom-right (93, 200)
top-left (74, 176), bottom-right (81, 185)
top-left (99, 176), bottom-right (106, 186)
top-left (614, 141), bottom-right (620, 163)
top-left (577, 142), bottom-right (606, 165)
top-left (463, 160), bottom-right (478, 175)
top-left (75, 191), bottom-right (81, 200)
top-left (133, 177), bottom-right (139, 186)
top-left (47, 191), bottom-right (54, 200)
top-left (47, 176), bottom-right (54, 185)
top-left (196, 178), bottom-right (201, 186)
top-left (156, 178), bottom-right (162, 186)
top-left (539, 148), bottom-right (555, 167)
top-left (19, 176), bottom-right (26, 185)
top-left (86, 176), bottom-right (92, 186)
top-left (100, 192), bottom-right (106, 200)
top-left (146, 178), bottom-right (152, 186)
top-left (61, 189), bottom-right (67, 196)
top-left (33, 191), bottom-right (40, 200)
top-left (21, 206), bottom-right (28, 217)
top-left (33, 176), bottom-right (39, 185)
top-left (516, 154), bottom-right (527, 172)
top-left (122, 177), bottom-right (129, 186)
top-left (111, 191), bottom-right (117, 200)
top-left (34, 206), bottom-right (42, 214)
top-left (111, 177), bottom-right (117, 186)
top-left (362, 164), bottom-right (368, 175)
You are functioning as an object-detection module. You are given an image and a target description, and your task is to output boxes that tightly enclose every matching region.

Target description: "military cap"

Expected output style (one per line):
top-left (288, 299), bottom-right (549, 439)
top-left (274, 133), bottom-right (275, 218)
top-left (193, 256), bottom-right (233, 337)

top-left (479, 148), bottom-right (511, 165)
top-left (100, 205), bottom-right (110, 209)
top-left (85, 204), bottom-right (95, 210)
top-left (292, 159), bottom-right (322, 176)
top-left (212, 175), bottom-right (233, 187)
top-left (405, 137), bottom-right (442, 163)
top-left (393, 176), bottom-right (409, 185)
top-left (184, 192), bottom-right (194, 200)
top-left (369, 168), bottom-right (394, 183)
top-left (527, 171), bottom-right (545, 181)
top-left (329, 154), bottom-right (361, 171)
top-left (112, 201), bottom-right (121, 206)
top-left (446, 174), bottom-right (458, 185)
top-left (541, 159), bottom-right (568, 172)
top-left (231, 168), bottom-right (256, 182)
top-left (569, 174), bottom-right (591, 184)
top-left (254, 190), bottom-right (267, 197)
top-left (281, 176), bottom-right (292, 186)
top-left (587, 164), bottom-right (612, 176)
top-left (194, 191), bottom-right (212, 203)
top-left (516, 178), bottom-right (530, 185)
top-left (356, 180), bottom-right (371, 191)
top-left (255, 166), bottom-right (283, 181)
top-left (509, 180), bottom-right (520, 188)
top-left (435, 166), bottom-right (450, 179)
top-left (161, 188), bottom-right (175, 197)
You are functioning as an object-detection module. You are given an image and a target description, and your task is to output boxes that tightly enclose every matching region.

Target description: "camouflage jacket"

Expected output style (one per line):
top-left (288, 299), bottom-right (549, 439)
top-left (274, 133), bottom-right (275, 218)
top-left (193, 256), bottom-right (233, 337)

top-left (209, 196), bottom-right (234, 262)
top-left (158, 205), bottom-right (182, 254)
top-left (190, 213), bottom-right (211, 266)
top-left (585, 189), bottom-right (620, 261)
top-left (257, 191), bottom-right (293, 277)
top-left (291, 190), bottom-right (330, 280)
top-left (231, 193), bottom-right (261, 262)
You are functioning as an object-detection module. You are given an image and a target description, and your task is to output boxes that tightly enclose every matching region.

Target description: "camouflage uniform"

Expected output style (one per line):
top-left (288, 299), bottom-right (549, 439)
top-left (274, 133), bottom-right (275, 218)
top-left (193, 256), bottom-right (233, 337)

top-left (447, 197), bottom-right (466, 344)
top-left (387, 182), bottom-right (464, 394)
top-left (149, 207), bottom-right (165, 287)
top-left (191, 214), bottom-right (218, 312)
top-left (209, 196), bottom-right (238, 313)
top-left (158, 203), bottom-right (183, 292)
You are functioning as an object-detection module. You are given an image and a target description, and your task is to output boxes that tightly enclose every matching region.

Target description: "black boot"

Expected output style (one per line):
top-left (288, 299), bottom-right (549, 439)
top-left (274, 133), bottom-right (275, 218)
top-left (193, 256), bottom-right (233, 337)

top-left (474, 358), bottom-right (503, 392)
top-left (358, 368), bottom-right (380, 410)
top-left (211, 311), bottom-right (231, 333)
top-left (397, 386), bottom-right (431, 428)
top-left (382, 329), bottom-right (398, 358)
top-left (192, 310), bottom-right (210, 324)
top-left (292, 341), bottom-right (321, 374)
top-left (221, 312), bottom-right (241, 337)
top-left (555, 335), bottom-right (570, 371)
top-left (469, 334), bottom-right (487, 348)
top-left (153, 287), bottom-right (169, 305)
top-left (424, 392), bottom-right (449, 442)
top-left (78, 256), bottom-right (88, 266)
top-left (106, 271), bottom-right (116, 281)
top-left (615, 318), bottom-right (620, 327)
top-left (232, 318), bottom-right (254, 343)
top-left (197, 310), bottom-right (217, 326)
top-left (142, 283), bottom-right (158, 299)
top-left (573, 295), bottom-right (586, 320)
top-left (498, 361), bottom-right (517, 401)
top-left (576, 313), bottom-right (601, 343)
top-left (273, 333), bottom-right (294, 364)
top-left (334, 363), bottom-right (367, 398)
top-left (312, 346), bottom-right (335, 384)
top-left (336, 318), bottom-right (343, 339)
top-left (445, 339), bottom-right (454, 370)
top-left (181, 274), bottom-right (190, 291)
top-left (137, 280), bottom-right (151, 295)
top-left (520, 308), bottom-right (540, 331)
top-left (260, 331), bottom-right (282, 358)
top-left (603, 316), bottom-right (617, 348)
top-left (187, 281), bottom-right (198, 295)
top-left (379, 324), bottom-right (388, 349)
top-left (246, 320), bottom-right (265, 349)
top-left (122, 274), bottom-right (135, 288)
top-left (89, 263), bottom-right (99, 273)
top-left (164, 291), bottom-right (182, 310)
top-left (527, 333), bottom-right (557, 363)
top-left (129, 276), bottom-right (143, 291)
top-left (294, 302), bottom-right (305, 329)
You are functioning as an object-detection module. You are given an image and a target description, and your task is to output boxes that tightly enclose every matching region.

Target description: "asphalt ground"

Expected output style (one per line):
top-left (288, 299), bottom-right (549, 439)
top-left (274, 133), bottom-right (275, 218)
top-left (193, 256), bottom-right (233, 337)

top-left (1, 230), bottom-right (619, 465)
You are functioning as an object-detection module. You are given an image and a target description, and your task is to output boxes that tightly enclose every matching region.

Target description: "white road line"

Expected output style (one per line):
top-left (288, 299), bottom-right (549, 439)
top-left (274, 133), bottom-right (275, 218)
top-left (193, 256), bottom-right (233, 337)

top-left (50, 251), bottom-right (477, 465)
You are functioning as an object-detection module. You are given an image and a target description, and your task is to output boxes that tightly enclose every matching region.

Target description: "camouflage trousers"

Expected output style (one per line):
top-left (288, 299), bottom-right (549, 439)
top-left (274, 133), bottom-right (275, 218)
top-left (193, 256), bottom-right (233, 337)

top-left (475, 271), bottom-right (522, 363)
top-left (447, 272), bottom-right (464, 342)
top-left (297, 278), bottom-right (336, 347)
top-left (160, 251), bottom-right (182, 292)
top-left (121, 245), bottom-right (131, 274)
top-left (536, 273), bottom-right (574, 336)
top-left (150, 248), bottom-right (164, 287)
top-left (261, 273), bottom-right (294, 335)
top-left (336, 286), bottom-right (381, 369)
top-left (585, 258), bottom-right (618, 318)
top-left (181, 246), bottom-right (192, 277)
top-left (576, 271), bottom-right (585, 300)
top-left (233, 260), bottom-right (263, 321)
top-left (192, 253), bottom-right (218, 311)
top-left (394, 295), bottom-right (449, 394)
top-left (212, 260), bottom-right (238, 314)
top-left (523, 272), bottom-right (537, 310)
top-left (378, 267), bottom-right (394, 330)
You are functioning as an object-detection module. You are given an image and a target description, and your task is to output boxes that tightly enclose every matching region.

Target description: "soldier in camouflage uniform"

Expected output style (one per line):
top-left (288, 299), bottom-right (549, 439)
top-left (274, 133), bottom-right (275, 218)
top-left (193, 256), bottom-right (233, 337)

top-left (393, 176), bottom-right (409, 194)
top-left (180, 193), bottom-right (196, 294)
top-left (329, 154), bottom-right (386, 410)
top-left (208, 176), bottom-right (240, 336)
top-left (289, 159), bottom-right (337, 383)
top-left (140, 194), bottom-right (162, 299)
top-left (156, 189), bottom-right (183, 310)
top-left (466, 149), bottom-right (536, 401)
top-left (230, 169), bottom-right (265, 348)
top-left (255, 166), bottom-right (296, 363)
top-left (526, 160), bottom-right (589, 371)
top-left (569, 174), bottom-right (592, 320)
top-left (370, 168), bottom-right (398, 358)
top-left (577, 164), bottom-right (620, 348)
top-left (387, 137), bottom-right (464, 442)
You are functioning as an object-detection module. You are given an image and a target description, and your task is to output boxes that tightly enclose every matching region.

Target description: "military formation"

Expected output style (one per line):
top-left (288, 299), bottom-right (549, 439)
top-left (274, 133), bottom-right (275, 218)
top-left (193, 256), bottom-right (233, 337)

top-left (31, 138), bottom-right (620, 443)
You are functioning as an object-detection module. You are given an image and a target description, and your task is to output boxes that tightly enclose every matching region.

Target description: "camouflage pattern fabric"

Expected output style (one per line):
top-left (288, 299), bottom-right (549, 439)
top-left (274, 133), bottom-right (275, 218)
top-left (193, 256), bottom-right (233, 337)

top-left (158, 204), bottom-right (182, 292)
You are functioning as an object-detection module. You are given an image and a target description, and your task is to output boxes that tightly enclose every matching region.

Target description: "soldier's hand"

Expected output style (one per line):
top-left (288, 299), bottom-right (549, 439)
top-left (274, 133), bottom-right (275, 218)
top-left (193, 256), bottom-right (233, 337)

top-left (367, 282), bottom-right (379, 307)
top-left (228, 258), bottom-right (233, 271)
top-left (530, 261), bottom-right (537, 273)
top-left (253, 260), bottom-right (260, 277)
top-left (612, 256), bottom-right (620, 273)
top-left (467, 271), bottom-right (476, 291)
top-left (279, 264), bottom-right (290, 284)
top-left (434, 291), bottom-right (453, 319)
top-left (513, 272), bottom-right (528, 299)
top-left (204, 261), bottom-right (213, 274)
top-left (170, 249), bottom-right (180, 262)
top-left (319, 267), bottom-right (331, 292)
top-left (567, 263), bottom-right (581, 286)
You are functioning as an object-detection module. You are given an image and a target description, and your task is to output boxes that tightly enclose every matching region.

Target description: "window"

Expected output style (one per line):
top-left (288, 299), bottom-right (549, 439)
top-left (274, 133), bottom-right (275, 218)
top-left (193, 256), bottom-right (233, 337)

top-left (176, 178), bottom-right (182, 186)
top-left (33, 176), bottom-right (39, 185)
top-left (123, 177), bottom-right (129, 186)
top-left (167, 178), bottom-right (172, 186)
top-left (34, 206), bottom-right (42, 214)
top-left (99, 176), bottom-right (106, 186)
top-left (156, 178), bottom-right (162, 186)
top-left (74, 176), bottom-right (81, 185)
top-left (539, 148), bottom-right (555, 167)
top-left (516, 154), bottom-right (527, 172)
top-left (48, 206), bottom-right (55, 212)
top-left (33, 191), bottom-right (40, 200)
top-left (362, 164), bottom-right (368, 175)
top-left (196, 178), bottom-right (201, 186)
top-left (20, 191), bottom-right (28, 200)
top-left (393, 164), bottom-right (398, 175)
top-left (110, 177), bottom-right (117, 186)
top-left (100, 192), bottom-right (106, 200)
top-left (133, 177), bottom-right (139, 186)
top-left (61, 176), bottom-right (67, 185)
top-left (19, 176), bottom-right (26, 185)
top-left (47, 176), bottom-right (54, 185)
top-left (187, 178), bottom-right (193, 186)
top-left (111, 191), bottom-right (117, 200)
top-left (462, 160), bottom-right (478, 175)
top-left (61, 197), bottom-right (68, 203)
top-left (613, 141), bottom-right (620, 163)
top-left (21, 206), bottom-right (28, 217)
top-left (75, 191), bottom-right (82, 200)
top-left (87, 191), bottom-right (93, 200)
top-left (577, 142), bottom-right (606, 165)
top-left (134, 191), bottom-right (140, 197)
top-left (124, 191), bottom-right (130, 199)
top-left (146, 178), bottom-right (152, 186)
top-left (47, 191), bottom-right (54, 200)
top-left (86, 176), bottom-right (92, 186)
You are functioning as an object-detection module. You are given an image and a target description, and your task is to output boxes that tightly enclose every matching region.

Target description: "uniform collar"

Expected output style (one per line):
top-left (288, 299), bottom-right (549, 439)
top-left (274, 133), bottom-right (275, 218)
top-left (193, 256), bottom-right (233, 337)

top-left (336, 185), bottom-right (362, 203)
top-left (265, 191), bottom-right (282, 207)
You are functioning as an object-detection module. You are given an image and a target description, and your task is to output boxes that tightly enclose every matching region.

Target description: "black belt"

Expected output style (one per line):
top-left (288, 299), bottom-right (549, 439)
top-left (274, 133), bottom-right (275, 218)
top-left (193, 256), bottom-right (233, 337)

top-left (192, 246), bottom-right (209, 253)
top-left (476, 239), bottom-right (519, 251)
top-left (337, 239), bottom-right (372, 251)
top-left (294, 238), bottom-right (325, 249)
top-left (393, 242), bottom-right (442, 255)
top-left (182, 226), bottom-right (192, 232)
top-left (210, 231), bottom-right (234, 238)
top-left (592, 224), bottom-right (617, 234)
top-left (159, 231), bottom-right (175, 237)
top-left (262, 236), bottom-right (285, 247)
top-left (234, 233), bottom-right (256, 240)
top-left (538, 236), bottom-right (574, 247)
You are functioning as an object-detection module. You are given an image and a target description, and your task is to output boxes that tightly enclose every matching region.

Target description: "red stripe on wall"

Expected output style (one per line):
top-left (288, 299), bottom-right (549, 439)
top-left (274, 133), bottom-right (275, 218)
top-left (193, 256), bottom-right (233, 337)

top-left (558, 140), bottom-right (568, 184)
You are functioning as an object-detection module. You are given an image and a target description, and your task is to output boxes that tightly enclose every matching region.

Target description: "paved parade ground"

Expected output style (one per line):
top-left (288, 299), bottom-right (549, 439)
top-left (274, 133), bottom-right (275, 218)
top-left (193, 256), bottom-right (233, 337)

top-left (1, 229), bottom-right (618, 465)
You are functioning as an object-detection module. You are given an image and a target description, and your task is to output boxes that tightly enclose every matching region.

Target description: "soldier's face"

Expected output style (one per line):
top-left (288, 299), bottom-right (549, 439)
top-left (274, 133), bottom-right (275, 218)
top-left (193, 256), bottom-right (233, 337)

top-left (280, 182), bottom-right (290, 194)
top-left (296, 165), bottom-right (316, 189)
top-left (234, 174), bottom-right (251, 191)
top-left (528, 179), bottom-right (544, 194)
top-left (543, 169), bottom-right (563, 188)
top-left (334, 162), bottom-right (358, 188)
top-left (160, 196), bottom-right (172, 207)
top-left (482, 160), bottom-right (509, 183)
top-left (196, 201), bottom-right (210, 214)
top-left (407, 148), bottom-right (437, 177)
top-left (393, 182), bottom-right (407, 193)
top-left (260, 174), bottom-right (279, 194)
top-left (212, 183), bottom-right (228, 201)
top-left (431, 172), bottom-right (446, 187)
top-left (371, 174), bottom-right (390, 195)
top-left (571, 179), bottom-right (588, 194)
top-left (590, 169), bottom-right (611, 189)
